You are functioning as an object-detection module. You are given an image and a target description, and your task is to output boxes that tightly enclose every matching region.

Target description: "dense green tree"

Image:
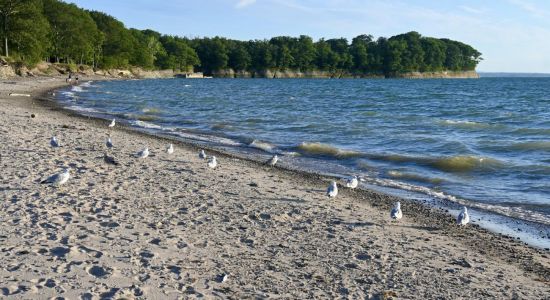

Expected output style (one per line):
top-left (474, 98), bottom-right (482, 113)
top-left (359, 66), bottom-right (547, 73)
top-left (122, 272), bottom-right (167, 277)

top-left (1, 0), bottom-right (50, 63)
top-left (194, 37), bottom-right (228, 74)
top-left (89, 10), bottom-right (137, 68)
top-left (292, 35), bottom-right (316, 71)
top-left (227, 42), bottom-right (251, 71)
top-left (0, 0), bottom-right (483, 74)
top-left (43, 0), bottom-right (100, 64)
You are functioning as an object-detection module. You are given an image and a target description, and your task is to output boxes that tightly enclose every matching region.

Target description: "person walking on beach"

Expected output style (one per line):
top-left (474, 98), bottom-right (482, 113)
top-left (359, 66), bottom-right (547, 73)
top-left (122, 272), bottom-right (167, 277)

top-left (75, 75), bottom-right (79, 84)
top-left (66, 72), bottom-right (72, 83)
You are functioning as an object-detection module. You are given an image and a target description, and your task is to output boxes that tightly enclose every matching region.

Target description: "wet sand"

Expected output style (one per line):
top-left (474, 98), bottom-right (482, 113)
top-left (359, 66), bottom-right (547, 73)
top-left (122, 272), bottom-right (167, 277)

top-left (0, 76), bottom-right (549, 299)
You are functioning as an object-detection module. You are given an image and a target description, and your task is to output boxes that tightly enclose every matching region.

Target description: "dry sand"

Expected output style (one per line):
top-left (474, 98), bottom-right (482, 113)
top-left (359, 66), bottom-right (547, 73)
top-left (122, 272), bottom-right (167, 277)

top-left (0, 76), bottom-right (549, 299)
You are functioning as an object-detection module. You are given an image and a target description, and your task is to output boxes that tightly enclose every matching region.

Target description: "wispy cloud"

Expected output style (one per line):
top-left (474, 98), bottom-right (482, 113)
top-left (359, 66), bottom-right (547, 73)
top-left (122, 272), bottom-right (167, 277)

top-left (508, 0), bottom-right (548, 18)
top-left (236, 0), bottom-right (256, 9)
top-left (459, 5), bottom-right (483, 15)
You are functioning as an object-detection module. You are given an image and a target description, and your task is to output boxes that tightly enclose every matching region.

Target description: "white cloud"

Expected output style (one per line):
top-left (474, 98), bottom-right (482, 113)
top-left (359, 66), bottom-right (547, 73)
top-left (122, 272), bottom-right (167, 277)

top-left (236, 0), bottom-right (256, 8)
top-left (508, 0), bottom-right (548, 18)
top-left (459, 5), bottom-right (483, 14)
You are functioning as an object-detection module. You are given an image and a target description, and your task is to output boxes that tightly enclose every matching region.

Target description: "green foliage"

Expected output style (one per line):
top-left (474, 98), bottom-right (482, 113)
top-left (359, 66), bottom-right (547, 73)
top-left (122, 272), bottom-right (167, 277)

top-left (1, 1), bottom-right (482, 74)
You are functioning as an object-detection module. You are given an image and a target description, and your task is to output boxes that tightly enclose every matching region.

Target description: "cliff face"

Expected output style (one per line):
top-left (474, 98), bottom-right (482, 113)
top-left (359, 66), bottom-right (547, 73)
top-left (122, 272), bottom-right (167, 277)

top-left (387, 70), bottom-right (479, 79)
top-left (0, 62), bottom-right (478, 80)
top-left (212, 69), bottom-right (478, 79)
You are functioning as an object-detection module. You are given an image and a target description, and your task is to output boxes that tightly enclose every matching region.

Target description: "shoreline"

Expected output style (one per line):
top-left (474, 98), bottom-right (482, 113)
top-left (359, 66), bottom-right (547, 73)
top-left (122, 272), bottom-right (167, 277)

top-left (51, 78), bottom-right (550, 248)
top-left (1, 75), bottom-right (548, 298)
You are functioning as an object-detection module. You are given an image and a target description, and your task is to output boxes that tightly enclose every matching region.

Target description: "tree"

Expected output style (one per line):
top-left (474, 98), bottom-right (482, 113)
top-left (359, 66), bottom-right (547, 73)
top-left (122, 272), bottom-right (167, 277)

top-left (350, 35), bottom-right (372, 72)
top-left (1, 0), bottom-right (50, 60)
top-left (292, 35), bottom-right (316, 71)
top-left (228, 42), bottom-right (251, 71)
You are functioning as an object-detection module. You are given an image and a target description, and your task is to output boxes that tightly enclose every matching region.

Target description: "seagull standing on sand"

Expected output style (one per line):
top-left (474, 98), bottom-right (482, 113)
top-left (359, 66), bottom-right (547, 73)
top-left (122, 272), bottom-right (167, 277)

top-left (106, 137), bottom-right (113, 149)
top-left (346, 175), bottom-right (358, 189)
top-left (108, 118), bottom-right (116, 128)
top-left (457, 206), bottom-right (470, 225)
top-left (41, 168), bottom-right (71, 185)
top-left (199, 149), bottom-right (207, 159)
top-left (50, 136), bottom-right (60, 148)
top-left (166, 144), bottom-right (174, 154)
top-left (391, 202), bottom-right (403, 220)
top-left (327, 181), bottom-right (338, 198)
top-left (136, 147), bottom-right (149, 158)
top-left (208, 156), bottom-right (217, 168)
top-left (267, 154), bottom-right (278, 167)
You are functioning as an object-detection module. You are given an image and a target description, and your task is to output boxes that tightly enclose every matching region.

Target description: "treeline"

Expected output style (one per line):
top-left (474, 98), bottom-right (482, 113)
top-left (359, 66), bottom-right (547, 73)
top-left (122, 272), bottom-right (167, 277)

top-left (1, 0), bottom-right (482, 75)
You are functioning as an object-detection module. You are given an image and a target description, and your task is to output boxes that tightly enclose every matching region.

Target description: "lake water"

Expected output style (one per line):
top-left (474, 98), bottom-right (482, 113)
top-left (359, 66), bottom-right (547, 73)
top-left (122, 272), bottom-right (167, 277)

top-left (56, 78), bottom-right (550, 244)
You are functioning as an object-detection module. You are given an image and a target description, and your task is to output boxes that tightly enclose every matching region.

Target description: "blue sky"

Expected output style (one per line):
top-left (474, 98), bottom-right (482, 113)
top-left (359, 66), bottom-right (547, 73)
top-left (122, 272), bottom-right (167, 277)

top-left (67, 0), bottom-right (550, 73)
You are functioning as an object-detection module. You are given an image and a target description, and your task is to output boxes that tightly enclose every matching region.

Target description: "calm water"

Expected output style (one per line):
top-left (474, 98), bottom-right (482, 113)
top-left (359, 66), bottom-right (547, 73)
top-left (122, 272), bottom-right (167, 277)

top-left (58, 78), bottom-right (550, 227)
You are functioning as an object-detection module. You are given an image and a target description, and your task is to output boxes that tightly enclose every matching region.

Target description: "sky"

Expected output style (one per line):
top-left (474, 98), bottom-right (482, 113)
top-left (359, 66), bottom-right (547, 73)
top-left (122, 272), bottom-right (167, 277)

top-left (67, 0), bottom-right (550, 73)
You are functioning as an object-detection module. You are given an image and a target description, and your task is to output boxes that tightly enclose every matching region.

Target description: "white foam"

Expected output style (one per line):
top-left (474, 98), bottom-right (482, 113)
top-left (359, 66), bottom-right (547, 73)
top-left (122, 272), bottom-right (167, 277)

top-left (362, 176), bottom-right (550, 225)
top-left (249, 140), bottom-right (276, 152)
top-left (130, 120), bottom-right (163, 130)
top-left (71, 86), bottom-right (83, 92)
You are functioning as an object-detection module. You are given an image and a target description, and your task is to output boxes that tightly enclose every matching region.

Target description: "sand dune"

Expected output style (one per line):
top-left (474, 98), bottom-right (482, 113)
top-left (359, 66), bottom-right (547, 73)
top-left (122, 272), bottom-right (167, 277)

top-left (0, 76), bottom-right (548, 299)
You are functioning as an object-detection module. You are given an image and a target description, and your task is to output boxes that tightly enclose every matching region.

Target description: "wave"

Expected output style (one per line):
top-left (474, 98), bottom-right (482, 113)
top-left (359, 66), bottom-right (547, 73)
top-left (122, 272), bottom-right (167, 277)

top-left (71, 86), bottom-right (83, 92)
top-left (67, 105), bottom-right (100, 114)
top-left (439, 119), bottom-right (503, 130)
top-left (371, 154), bottom-right (504, 173)
top-left (141, 107), bottom-right (163, 114)
top-left (511, 127), bottom-right (550, 136)
top-left (80, 81), bottom-right (93, 87)
top-left (509, 141), bottom-right (550, 152)
top-left (364, 176), bottom-right (550, 225)
top-left (297, 142), bottom-right (365, 159)
top-left (130, 120), bottom-right (163, 130)
top-left (387, 170), bottom-right (444, 185)
top-left (249, 140), bottom-right (276, 153)
top-left (125, 113), bottom-right (159, 122)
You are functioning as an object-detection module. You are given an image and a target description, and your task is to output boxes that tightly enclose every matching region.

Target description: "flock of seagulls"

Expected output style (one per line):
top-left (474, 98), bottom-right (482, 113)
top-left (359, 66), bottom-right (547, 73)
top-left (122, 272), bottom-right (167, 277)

top-left (45, 118), bottom-right (470, 226)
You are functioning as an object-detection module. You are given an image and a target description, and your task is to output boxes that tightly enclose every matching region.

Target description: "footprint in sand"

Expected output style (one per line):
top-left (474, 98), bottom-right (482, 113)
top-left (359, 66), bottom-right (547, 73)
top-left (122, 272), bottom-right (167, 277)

top-left (86, 265), bottom-right (112, 278)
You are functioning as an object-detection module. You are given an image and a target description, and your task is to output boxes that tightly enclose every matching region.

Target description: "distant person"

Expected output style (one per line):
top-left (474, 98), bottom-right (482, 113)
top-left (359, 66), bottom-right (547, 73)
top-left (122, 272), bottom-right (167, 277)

top-left (75, 75), bottom-right (79, 84)
top-left (66, 72), bottom-right (72, 83)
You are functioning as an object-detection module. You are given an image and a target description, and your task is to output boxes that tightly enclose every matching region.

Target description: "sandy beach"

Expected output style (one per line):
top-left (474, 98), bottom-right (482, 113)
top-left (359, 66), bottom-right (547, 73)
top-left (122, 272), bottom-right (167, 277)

top-left (0, 76), bottom-right (549, 299)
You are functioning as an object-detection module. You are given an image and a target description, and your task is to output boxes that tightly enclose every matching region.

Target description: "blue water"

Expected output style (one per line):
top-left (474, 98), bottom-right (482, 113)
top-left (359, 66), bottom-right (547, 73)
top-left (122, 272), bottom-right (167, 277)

top-left (58, 78), bottom-right (550, 227)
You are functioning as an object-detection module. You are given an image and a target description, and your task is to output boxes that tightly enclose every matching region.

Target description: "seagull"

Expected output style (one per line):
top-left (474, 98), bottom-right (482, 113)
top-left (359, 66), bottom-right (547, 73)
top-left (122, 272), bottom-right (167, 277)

top-left (136, 147), bottom-right (149, 158)
top-left (391, 201), bottom-right (403, 220)
top-left (50, 136), bottom-right (60, 148)
top-left (457, 206), bottom-right (470, 226)
top-left (208, 156), bottom-right (217, 168)
top-left (199, 149), bottom-right (207, 159)
top-left (103, 153), bottom-right (119, 166)
top-left (215, 273), bottom-right (229, 283)
top-left (327, 181), bottom-right (338, 198)
top-left (266, 154), bottom-right (278, 167)
top-left (106, 137), bottom-right (113, 149)
top-left (166, 144), bottom-right (174, 154)
top-left (41, 168), bottom-right (71, 185)
top-left (108, 118), bottom-right (116, 128)
top-left (346, 175), bottom-right (358, 189)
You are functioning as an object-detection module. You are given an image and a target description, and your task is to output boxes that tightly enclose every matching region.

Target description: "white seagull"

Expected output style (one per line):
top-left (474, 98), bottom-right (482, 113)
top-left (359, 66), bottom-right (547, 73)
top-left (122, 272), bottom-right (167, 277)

top-left (346, 175), bottom-right (359, 189)
top-left (457, 206), bottom-right (470, 226)
top-left (41, 168), bottom-right (71, 186)
top-left (327, 181), bottom-right (338, 198)
top-left (50, 136), bottom-right (60, 148)
top-left (136, 147), bottom-right (149, 158)
top-left (166, 144), bottom-right (174, 154)
top-left (391, 201), bottom-right (403, 220)
top-left (208, 156), bottom-right (218, 168)
top-left (108, 118), bottom-right (116, 128)
top-left (106, 137), bottom-right (113, 149)
top-left (199, 149), bottom-right (207, 159)
top-left (267, 154), bottom-right (278, 167)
